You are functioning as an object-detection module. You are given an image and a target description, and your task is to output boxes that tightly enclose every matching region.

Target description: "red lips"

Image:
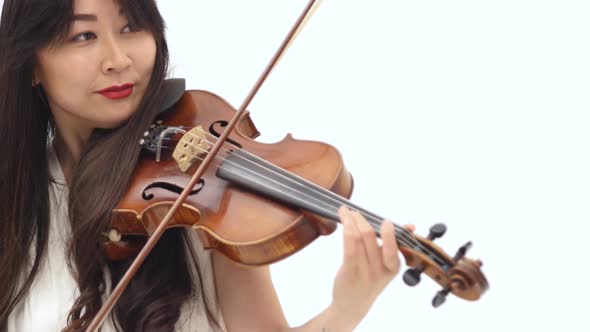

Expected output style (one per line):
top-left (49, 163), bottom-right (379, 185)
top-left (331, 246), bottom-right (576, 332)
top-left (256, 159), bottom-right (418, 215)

top-left (96, 83), bottom-right (134, 100)
top-left (96, 83), bottom-right (134, 93)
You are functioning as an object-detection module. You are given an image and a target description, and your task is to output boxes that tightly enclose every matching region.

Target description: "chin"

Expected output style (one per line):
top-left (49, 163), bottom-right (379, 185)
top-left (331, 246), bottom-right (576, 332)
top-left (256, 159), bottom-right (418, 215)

top-left (94, 115), bottom-right (134, 130)
top-left (93, 96), bottom-right (142, 126)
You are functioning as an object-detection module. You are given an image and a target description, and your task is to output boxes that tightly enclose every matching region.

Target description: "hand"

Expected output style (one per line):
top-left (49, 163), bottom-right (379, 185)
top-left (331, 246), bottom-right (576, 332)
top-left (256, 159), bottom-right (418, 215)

top-left (330, 205), bottom-right (415, 330)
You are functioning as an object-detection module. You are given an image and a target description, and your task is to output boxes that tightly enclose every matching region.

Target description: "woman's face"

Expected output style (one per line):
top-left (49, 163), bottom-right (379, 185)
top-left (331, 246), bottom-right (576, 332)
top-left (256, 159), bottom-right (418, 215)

top-left (35, 0), bottom-right (157, 134)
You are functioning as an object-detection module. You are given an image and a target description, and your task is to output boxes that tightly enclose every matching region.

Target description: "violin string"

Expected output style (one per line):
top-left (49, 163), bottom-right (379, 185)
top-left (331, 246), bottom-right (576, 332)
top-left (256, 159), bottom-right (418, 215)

top-left (160, 128), bottom-right (412, 238)
top-left (155, 131), bottom-right (450, 267)
top-left (192, 132), bottom-right (453, 267)
top-left (150, 141), bottom-right (421, 257)
top-left (154, 130), bottom-right (448, 266)
top-left (154, 138), bottom-right (419, 243)
top-left (150, 129), bottom-right (447, 266)
top-left (153, 138), bottom-right (446, 267)
top-left (176, 128), bottom-right (422, 241)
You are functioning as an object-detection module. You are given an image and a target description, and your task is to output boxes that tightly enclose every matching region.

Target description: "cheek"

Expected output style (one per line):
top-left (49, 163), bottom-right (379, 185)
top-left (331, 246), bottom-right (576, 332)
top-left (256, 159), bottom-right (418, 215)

top-left (134, 36), bottom-right (158, 80)
top-left (37, 52), bottom-right (96, 108)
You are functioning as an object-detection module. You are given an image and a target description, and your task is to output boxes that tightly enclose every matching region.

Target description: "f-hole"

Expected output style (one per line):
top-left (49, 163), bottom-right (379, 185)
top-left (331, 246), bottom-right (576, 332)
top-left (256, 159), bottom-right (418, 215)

top-left (209, 120), bottom-right (243, 150)
top-left (142, 179), bottom-right (205, 201)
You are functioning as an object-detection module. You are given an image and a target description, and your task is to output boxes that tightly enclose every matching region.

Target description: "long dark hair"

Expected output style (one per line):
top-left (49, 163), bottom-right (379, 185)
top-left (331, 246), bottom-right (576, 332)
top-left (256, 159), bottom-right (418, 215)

top-left (0, 1), bottom-right (221, 331)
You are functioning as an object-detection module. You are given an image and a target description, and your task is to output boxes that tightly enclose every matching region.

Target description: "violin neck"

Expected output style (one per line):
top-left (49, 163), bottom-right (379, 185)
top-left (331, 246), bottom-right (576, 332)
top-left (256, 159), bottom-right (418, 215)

top-left (216, 149), bottom-right (406, 240)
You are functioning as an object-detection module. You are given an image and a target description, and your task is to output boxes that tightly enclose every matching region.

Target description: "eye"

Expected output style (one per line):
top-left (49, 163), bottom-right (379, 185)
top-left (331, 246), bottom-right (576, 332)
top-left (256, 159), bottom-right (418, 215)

top-left (122, 23), bottom-right (141, 33)
top-left (73, 31), bottom-right (97, 42)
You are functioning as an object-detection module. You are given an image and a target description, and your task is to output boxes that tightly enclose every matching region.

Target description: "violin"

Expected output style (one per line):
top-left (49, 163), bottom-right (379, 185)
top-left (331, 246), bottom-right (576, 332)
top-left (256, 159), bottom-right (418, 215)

top-left (103, 81), bottom-right (489, 303)
top-left (88, 0), bottom-right (488, 329)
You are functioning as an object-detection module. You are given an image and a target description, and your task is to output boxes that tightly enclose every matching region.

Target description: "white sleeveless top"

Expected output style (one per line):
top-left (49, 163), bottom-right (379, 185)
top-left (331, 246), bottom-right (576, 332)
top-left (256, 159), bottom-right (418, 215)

top-left (7, 143), bottom-right (224, 331)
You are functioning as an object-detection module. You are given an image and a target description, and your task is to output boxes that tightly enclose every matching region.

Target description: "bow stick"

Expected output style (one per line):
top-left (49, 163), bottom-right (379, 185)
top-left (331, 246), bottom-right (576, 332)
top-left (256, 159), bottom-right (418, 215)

top-left (86, 0), bottom-right (322, 330)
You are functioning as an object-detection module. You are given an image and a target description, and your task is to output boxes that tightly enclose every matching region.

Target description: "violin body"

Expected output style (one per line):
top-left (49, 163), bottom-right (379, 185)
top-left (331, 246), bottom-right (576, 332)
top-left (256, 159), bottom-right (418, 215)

top-left (104, 90), bottom-right (354, 265)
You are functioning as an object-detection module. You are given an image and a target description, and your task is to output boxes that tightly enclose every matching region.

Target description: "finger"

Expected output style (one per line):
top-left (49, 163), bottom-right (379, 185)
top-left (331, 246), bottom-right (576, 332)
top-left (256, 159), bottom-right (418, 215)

top-left (394, 223), bottom-right (415, 244)
top-left (338, 205), bottom-right (361, 272)
top-left (381, 220), bottom-right (400, 274)
top-left (352, 210), bottom-right (380, 278)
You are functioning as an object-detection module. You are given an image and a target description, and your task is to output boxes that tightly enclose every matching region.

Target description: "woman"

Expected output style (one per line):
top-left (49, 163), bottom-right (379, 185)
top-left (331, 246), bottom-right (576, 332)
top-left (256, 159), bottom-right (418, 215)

top-left (0, 0), bottom-right (410, 331)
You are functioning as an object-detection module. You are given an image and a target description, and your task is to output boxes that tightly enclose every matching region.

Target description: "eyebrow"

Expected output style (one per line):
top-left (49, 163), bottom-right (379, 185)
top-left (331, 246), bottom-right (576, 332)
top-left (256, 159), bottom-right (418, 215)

top-left (73, 14), bottom-right (97, 21)
top-left (73, 10), bottom-right (125, 22)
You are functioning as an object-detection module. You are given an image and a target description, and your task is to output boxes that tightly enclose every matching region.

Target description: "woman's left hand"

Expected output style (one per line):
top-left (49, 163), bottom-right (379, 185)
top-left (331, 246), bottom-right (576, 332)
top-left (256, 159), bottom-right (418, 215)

top-left (329, 205), bottom-right (415, 330)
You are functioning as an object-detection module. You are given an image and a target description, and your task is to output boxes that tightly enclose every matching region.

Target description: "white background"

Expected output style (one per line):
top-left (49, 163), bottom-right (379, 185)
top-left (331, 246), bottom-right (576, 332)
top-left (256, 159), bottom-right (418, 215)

top-left (2, 0), bottom-right (587, 330)
top-left (157, 1), bottom-right (589, 332)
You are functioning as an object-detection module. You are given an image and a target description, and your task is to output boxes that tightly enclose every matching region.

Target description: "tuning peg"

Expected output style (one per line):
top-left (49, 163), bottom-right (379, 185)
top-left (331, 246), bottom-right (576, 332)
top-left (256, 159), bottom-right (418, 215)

top-left (432, 287), bottom-right (451, 308)
top-left (403, 267), bottom-right (424, 286)
top-left (453, 241), bottom-right (473, 261)
top-left (427, 223), bottom-right (447, 240)
top-left (403, 224), bottom-right (446, 287)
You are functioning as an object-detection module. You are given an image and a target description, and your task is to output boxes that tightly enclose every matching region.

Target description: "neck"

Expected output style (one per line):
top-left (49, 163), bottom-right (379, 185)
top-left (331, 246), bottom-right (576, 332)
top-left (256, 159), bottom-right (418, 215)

top-left (52, 123), bottom-right (92, 186)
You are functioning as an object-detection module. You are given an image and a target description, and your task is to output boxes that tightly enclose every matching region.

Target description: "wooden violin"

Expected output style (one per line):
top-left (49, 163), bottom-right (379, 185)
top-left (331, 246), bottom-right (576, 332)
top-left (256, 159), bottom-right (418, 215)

top-left (103, 83), bottom-right (488, 307)
top-left (88, 0), bottom-right (488, 329)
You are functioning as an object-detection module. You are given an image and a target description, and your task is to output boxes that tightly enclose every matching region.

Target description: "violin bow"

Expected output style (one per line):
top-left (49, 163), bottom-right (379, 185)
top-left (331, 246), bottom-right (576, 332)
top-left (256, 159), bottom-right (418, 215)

top-left (86, 0), bottom-right (323, 330)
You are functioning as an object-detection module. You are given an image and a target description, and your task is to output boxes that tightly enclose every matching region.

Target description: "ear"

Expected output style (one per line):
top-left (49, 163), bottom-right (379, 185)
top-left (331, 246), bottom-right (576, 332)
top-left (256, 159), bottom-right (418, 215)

top-left (32, 67), bottom-right (41, 87)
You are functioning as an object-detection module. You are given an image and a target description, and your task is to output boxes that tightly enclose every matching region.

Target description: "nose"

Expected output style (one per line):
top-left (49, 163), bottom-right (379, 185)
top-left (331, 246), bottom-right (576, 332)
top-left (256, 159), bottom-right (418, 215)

top-left (101, 35), bottom-right (132, 74)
